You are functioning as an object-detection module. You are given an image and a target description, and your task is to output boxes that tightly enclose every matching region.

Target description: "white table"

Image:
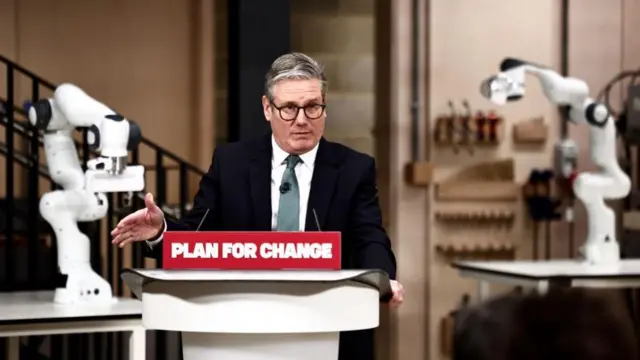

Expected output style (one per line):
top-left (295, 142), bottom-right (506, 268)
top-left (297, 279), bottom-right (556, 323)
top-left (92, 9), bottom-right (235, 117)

top-left (452, 259), bottom-right (640, 301)
top-left (0, 291), bottom-right (145, 360)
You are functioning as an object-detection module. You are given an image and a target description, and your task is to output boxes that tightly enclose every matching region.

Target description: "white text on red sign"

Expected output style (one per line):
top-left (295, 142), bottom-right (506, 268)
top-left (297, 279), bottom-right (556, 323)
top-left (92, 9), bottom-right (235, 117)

top-left (171, 242), bottom-right (334, 259)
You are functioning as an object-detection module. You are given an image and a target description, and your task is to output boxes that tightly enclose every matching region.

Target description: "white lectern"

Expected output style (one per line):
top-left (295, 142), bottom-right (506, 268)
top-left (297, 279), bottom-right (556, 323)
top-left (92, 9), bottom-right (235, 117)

top-left (121, 269), bottom-right (392, 360)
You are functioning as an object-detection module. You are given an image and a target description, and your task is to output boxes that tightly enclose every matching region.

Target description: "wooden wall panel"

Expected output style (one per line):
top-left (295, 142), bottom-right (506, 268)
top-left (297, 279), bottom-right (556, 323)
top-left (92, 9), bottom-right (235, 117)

top-left (387, 0), bottom-right (430, 359)
top-left (291, 0), bottom-right (377, 155)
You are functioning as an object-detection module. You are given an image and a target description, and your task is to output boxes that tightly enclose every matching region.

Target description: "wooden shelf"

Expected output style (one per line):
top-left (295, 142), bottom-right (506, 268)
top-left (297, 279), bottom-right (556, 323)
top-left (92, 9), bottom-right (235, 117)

top-left (405, 162), bottom-right (433, 187)
top-left (435, 208), bottom-right (515, 222)
top-left (434, 139), bottom-right (500, 147)
top-left (435, 181), bottom-right (520, 201)
top-left (435, 242), bottom-right (515, 255)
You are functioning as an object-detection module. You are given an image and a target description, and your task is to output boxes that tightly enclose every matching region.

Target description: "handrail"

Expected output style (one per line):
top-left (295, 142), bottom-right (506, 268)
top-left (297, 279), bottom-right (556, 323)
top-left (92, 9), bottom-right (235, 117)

top-left (0, 141), bottom-right (50, 177)
top-left (0, 55), bottom-right (57, 88)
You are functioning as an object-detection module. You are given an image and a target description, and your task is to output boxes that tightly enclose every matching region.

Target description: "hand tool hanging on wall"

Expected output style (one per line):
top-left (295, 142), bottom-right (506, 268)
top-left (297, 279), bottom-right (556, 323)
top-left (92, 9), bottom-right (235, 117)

top-left (433, 100), bottom-right (502, 152)
top-left (447, 101), bottom-right (461, 153)
top-left (473, 110), bottom-right (501, 145)
top-left (486, 110), bottom-right (500, 143)
top-left (434, 100), bottom-right (474, 154)
top-left (460, 100), bottom-right (475, 154)
top-left (523, 168), bottom-right (562, 260)
top-left (475, 110), bottom-right (487, 143)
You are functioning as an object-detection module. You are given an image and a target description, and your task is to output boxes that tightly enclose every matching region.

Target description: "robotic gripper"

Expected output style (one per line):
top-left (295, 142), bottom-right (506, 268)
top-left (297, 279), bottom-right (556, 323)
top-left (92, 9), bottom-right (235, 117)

top-left (28, 83), bottom-right (146, 304)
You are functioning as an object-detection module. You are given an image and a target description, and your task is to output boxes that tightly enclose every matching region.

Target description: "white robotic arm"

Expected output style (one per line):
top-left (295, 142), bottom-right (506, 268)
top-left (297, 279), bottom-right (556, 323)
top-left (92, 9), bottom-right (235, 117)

top-left (27, 83), bottom-right (145, 304)
top-left (481, 58), bottom-right (631, 265)
top-left (30, 84), bottom-right (145, 192)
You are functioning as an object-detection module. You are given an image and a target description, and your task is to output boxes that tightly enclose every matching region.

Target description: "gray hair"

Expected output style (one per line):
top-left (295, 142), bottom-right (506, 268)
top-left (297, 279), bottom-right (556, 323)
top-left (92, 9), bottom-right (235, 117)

top-left (264, 52), bottom-right (327, 101)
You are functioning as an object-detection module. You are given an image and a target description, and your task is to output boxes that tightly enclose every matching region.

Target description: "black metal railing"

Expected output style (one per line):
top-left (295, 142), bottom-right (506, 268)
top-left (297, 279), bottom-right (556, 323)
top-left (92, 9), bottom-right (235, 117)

top-left (0, 55), bottom-right (205, 360)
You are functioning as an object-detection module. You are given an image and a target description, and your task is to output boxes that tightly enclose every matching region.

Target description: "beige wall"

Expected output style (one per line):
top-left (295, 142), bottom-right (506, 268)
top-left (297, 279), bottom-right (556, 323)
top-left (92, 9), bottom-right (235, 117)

top-left (0, 0), bottom-right (215, 202)
top-left (290, 0), bottom-right (377, 156)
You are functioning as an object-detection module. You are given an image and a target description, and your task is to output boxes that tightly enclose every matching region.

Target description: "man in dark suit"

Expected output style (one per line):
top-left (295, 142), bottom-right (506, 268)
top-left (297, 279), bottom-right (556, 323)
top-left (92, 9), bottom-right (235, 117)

top-left (111, 52), bottom-right (404, 359)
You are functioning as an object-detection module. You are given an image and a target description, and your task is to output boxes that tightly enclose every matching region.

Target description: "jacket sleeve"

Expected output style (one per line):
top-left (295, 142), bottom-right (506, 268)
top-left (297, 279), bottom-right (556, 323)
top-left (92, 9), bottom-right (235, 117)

top-left (348, 157), bottom-right (397, 280)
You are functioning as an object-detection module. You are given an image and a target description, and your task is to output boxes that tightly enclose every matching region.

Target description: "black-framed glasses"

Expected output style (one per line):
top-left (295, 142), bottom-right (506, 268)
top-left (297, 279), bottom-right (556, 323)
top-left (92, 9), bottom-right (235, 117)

top-left (271, 101), bottom-right (326, 121)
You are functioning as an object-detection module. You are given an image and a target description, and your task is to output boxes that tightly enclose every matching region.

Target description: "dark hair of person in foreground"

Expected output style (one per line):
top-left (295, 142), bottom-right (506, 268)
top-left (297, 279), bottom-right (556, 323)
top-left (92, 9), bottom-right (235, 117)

top-left (452, 288), bottom-right (638, 360)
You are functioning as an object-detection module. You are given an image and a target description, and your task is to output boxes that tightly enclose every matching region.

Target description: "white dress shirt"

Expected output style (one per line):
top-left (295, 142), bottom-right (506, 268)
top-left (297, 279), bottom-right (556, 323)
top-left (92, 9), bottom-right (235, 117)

top-left (148, 135), bottom-right (318, 246)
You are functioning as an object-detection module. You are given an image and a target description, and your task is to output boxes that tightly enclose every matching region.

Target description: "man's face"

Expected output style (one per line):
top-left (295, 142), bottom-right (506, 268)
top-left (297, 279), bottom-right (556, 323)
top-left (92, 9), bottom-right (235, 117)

top-left (262, 79), bottom-right (326, 155)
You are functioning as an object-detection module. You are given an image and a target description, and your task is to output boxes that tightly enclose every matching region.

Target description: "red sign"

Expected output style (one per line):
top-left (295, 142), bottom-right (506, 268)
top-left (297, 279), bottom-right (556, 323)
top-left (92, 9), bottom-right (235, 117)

top-left (162, 231), bottom-right (341, 270)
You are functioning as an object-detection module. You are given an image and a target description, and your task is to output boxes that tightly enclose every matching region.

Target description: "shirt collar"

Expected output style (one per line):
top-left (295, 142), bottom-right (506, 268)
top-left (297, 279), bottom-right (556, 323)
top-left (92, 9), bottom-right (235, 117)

top-left (271, 135), bottom-right (319, 169)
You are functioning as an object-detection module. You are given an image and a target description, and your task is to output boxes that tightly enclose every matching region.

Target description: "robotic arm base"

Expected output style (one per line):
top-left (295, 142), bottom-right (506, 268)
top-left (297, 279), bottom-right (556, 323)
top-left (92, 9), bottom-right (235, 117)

top-left (581, 241), bottom-right (620, 266)
top-left (54, 271), bottom-right (116, 305)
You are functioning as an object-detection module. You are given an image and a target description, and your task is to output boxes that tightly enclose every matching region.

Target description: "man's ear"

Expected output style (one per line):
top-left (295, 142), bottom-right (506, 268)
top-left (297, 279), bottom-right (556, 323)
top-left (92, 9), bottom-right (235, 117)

top-left (262, 96), bottom-right (272, 121)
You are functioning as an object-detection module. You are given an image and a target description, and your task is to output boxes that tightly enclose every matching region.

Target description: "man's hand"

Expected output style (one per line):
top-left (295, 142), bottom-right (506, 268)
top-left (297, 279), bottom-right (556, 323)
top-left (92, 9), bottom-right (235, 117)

top-left (389, 280), bottom-right (404, 307)
top-left (111, 192), bottom-right (165, 248)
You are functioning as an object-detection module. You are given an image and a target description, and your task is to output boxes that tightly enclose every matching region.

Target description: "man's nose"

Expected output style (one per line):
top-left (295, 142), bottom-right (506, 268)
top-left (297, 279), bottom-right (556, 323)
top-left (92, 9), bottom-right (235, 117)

top-left (294, 110), bottom-right (308, 125)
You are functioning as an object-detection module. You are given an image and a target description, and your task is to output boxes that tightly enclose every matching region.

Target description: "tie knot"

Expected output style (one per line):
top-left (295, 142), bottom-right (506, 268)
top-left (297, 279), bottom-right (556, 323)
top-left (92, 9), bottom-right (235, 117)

top-left (284, 155), bottom-right (301, 169)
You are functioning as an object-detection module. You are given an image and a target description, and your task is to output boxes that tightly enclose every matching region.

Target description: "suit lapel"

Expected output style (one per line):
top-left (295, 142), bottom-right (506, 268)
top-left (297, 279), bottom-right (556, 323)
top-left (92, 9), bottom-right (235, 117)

top-left (249, 134), bottom-right (273, 230)
top-left (305, 138), bottom-right (340, 231)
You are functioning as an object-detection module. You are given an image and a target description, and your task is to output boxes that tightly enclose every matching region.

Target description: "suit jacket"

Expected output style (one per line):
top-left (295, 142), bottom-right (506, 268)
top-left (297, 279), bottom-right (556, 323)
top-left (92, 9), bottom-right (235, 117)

top-left (146, 133), bottom-right (397, 279)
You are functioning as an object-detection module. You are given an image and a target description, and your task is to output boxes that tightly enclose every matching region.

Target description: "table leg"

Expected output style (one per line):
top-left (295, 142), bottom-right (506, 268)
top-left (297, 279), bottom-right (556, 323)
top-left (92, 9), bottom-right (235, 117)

top-left (536, 281), bottom-right (549, 294)
top-left (477, 280), bottom-right (490, 301)
top-left (6, 337), bottom-right (19, 360)
top-left (129, 327), bottom-right (146, 360)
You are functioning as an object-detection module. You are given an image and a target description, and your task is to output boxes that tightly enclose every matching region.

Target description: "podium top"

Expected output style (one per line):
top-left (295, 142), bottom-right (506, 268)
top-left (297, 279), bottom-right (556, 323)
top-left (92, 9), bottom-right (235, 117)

top-left (121, 269), bottom-right (393, 300)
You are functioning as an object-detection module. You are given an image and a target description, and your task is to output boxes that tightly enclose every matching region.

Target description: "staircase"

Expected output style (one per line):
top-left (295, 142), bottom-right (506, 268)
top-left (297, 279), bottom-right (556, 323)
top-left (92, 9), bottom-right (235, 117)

top-left (0, 55), bottom-right (205, 359)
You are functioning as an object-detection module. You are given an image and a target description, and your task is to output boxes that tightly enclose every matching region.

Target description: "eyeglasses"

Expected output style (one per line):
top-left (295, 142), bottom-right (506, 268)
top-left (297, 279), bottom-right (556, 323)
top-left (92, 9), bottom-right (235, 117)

top-left (271, 101), bottom-right (326, 121)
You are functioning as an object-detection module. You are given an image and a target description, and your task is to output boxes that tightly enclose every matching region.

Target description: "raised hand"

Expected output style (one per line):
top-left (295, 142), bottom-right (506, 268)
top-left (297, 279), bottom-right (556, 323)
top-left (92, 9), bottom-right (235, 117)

top-left (111, 192), bottom-right (165, 248)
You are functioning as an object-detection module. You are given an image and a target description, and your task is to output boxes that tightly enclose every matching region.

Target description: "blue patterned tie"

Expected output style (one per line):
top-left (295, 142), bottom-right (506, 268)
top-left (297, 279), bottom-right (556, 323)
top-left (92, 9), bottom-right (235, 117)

top-left (276, 155), bottom-right (302, 231)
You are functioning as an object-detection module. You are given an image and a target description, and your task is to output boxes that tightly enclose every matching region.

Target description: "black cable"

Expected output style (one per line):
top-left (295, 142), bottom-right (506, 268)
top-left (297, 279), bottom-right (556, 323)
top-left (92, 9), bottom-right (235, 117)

top-left (597, 68), bottom-right (640, 159)
top-left (597, 70), bottom-right (633, 100)
top-left (599, 69), bottom-right (640, 113)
